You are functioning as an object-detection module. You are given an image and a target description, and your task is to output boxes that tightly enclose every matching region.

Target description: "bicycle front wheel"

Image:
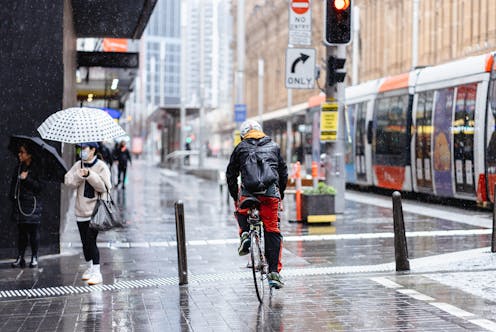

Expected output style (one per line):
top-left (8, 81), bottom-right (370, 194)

top-left (250, 231), bottom-right (267, 303)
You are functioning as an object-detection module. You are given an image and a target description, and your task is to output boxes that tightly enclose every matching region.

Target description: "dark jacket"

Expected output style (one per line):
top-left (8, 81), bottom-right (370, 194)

top-left (10, 163), bottom-right (43, 224)
top-left (226, 136), bottom-right (288, 201)
top-left (114, 147), bottom-right (132, 168)
top-left (99, 144), bottom-right (113, 166)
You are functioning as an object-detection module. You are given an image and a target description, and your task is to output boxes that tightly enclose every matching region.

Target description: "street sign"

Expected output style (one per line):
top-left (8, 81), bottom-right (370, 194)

top-left (320, 101), bottom-right (338, 141)
top-left (288, 0), bottom-right (312, 46)
top-left (234, 104), bottom-right (246, 123)
top-left (285, 48), bottom-right (316, 89)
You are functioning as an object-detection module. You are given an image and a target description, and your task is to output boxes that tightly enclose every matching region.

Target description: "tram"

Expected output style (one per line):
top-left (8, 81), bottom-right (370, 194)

top-left (345, 52), bottom-right (496, 205)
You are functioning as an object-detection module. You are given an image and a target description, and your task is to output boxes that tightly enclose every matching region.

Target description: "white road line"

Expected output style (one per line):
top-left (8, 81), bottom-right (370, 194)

top-left (370, 277), bottom-right (403, 289)
top-left (371, 277), bottom-right (496, 331)
top-left (469, 319), bottom-right (496, 332)
top-left (130, 242), bottom-right (150, 248)
top-left (149, 242), bottom-right (169, 247)
top-left (61, 229), bottom-right (493, 250)
top-left (396, 289), bottom-right (435, 301)
top-left (430, 302), bottom-right (475, 318)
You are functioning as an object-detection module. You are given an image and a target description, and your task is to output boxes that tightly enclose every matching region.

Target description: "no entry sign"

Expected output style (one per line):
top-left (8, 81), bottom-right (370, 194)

top-left (291, 0), bottom-right (310, 15)
top-left (288, 0), bottom-right (312, 45)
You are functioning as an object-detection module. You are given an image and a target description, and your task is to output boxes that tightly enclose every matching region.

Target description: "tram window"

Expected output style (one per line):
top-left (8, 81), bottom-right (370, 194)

top-left (375, 95), bottom-right (408, 156)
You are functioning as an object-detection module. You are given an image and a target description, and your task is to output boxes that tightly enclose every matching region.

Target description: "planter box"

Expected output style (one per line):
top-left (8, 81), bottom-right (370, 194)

top-left (301, 194), bottom-right (335, 223)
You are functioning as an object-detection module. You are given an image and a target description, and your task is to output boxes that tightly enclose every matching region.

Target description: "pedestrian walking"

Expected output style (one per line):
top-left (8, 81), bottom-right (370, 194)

top-left (10, 143), bottom-right (43, 268)
top-left (64, 142), bottom-right (111, 285)
top-left (114, 140), bottom-right (131, 189)
top-left (184, 140), bottom-right (191, 166)
top-left (226, 120), bottom-right (288, 289)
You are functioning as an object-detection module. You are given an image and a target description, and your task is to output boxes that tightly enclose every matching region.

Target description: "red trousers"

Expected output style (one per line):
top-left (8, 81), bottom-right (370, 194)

top-left (236, 195), bottom-right (283, 273)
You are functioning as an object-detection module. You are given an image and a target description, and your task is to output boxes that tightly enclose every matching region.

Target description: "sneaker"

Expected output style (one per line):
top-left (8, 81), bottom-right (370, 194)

top-left (268, 272), bottom-right (284, 289)
top-left (81, 267), bottom-right (93, 280)
top-left (238, 232), bottom-right (251, 256)
top-left (87, 272), bottom-right (103, 285)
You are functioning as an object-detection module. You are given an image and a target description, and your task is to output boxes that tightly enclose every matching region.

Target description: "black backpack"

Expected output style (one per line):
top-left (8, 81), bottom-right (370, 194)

top-left (241, 147), bottom-right (278, 193)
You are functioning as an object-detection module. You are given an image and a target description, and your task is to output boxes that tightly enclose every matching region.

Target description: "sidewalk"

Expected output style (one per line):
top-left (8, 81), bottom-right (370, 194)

top-left (1, 159), bottom-right (496, 331)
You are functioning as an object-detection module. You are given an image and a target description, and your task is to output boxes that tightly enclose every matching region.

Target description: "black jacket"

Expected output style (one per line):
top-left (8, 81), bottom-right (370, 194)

top-left (114, 147), bottom-right (132, 168)
top-left (10, 163), bottom-right (43, 224)
top-left (226, 136), bottom-right (288, 201)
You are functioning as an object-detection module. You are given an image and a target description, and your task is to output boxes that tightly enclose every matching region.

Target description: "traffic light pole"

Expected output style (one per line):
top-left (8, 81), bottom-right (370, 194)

top-left (325, 44), bottom-right (346, 213)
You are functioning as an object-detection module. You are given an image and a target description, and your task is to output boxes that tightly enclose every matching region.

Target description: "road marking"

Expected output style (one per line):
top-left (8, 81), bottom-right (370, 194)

top-left (61, 228), bottom-right (492, 250)
top-left (469, 319), bottom-right (496, 332)
top-left (371, 277), bottom-right (496, 331)
top-left (397, 288), bottom-right (435, 301)
top-left (430, 302), bottom-right (475, 318)
top-left (0, 265), bottom-right (399, 300)
top-left (370, 277), bottom-right (403, 289)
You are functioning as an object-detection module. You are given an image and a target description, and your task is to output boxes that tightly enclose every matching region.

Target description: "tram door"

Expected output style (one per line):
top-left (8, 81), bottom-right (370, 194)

top-left (432, 88), bottom-right (455, 197)
top-left (453, 84), bottom-right (477, 195)
top-left (414, 91), bottom-right (434, 192)
top-left (354, 102), bottom-right (367, 182)
top-left (486, 58), bottom-right (496, 202)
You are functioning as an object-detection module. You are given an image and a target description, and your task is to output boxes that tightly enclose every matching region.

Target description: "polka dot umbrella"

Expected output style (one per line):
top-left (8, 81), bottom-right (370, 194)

top-left (37, 107), bottom-right (126, 144)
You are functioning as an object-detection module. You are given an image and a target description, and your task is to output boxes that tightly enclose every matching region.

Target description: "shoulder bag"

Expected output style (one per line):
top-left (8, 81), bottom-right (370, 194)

top-left (90, 186), bottom-right (124, 231)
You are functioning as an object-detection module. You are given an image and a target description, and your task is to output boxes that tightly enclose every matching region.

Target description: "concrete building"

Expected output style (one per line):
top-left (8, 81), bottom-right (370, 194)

top-left (141, 0), bottom-right (233, 159)
top-left (0, 0), bottom-right (155, 259)
top-left (186, 0), bottom-right (234, 155)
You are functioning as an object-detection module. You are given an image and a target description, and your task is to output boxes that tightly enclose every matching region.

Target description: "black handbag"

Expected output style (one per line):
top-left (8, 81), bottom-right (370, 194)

top-left (89, 189), bottom-right (123, 231)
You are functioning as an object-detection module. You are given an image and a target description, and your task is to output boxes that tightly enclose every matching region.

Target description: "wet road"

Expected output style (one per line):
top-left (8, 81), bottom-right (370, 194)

top-left (1, 159), bottom-right (496, 331)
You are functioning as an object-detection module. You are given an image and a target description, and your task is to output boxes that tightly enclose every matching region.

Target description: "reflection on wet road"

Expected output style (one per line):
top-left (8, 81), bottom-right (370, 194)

top-left (2, 160), bottom-right (496, 331)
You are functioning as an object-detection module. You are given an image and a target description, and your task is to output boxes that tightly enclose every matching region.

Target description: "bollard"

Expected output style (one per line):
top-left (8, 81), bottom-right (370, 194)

top-left (392, 191), bottom-right (410, 271)
top-left (175, 201), bottom-right (188, 285)
top-left (295, 162), bottom-right (302, 222)
top-left (311, 161), bottom-right (319, 189)
top-left (492, 184), bottom-right (496, 253)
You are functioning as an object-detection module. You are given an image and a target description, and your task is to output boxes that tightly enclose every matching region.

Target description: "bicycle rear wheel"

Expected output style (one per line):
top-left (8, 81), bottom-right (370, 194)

top-left (250, 231), bottom-right (267, 303)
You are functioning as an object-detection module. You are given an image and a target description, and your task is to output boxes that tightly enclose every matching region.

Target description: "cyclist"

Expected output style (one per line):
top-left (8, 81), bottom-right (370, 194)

top-left (226, 120), bottom-right (288, 289)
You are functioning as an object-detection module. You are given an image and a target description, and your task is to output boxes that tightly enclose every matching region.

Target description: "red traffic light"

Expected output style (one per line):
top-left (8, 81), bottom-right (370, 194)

top-left (325, 0), bottom-right (352, 45)
top-left (334, 0), bottom-right (350, 10)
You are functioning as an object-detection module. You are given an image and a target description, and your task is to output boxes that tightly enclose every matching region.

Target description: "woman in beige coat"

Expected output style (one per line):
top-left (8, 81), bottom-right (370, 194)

top-left (65, 142), bottom-right (111, 285)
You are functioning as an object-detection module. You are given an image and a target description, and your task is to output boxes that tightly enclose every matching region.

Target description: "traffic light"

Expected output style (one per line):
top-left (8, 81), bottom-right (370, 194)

top-left (327, 56), bottom-right (346, 86)
top-left (324, 0), bottom-right (352, 45)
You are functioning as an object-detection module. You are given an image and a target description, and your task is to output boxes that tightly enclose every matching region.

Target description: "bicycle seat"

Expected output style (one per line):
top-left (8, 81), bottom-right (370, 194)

top-left (239, 196), bottom-right (261, 209)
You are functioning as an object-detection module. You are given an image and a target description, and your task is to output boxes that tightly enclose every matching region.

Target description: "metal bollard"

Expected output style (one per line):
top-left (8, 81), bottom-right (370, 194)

top-left (175, 201), bottom-right (188, 285)
top-left (392, 191), bottom-right (410, 271)
top-left (492, 184), bottom-right (496, 253)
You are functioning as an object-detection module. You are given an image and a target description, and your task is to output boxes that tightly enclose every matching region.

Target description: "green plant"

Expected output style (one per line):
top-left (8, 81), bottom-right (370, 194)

top-left (303, 182), bottom-right (336, 195)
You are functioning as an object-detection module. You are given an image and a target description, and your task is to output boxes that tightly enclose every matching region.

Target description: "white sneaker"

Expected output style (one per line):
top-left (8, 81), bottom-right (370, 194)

top-left (87, 272), bottom-right (103, 285)
top-left (81, 267), bottom-right (93, 280)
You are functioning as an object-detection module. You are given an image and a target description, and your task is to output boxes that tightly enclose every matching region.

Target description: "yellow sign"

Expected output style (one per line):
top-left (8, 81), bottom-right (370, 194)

top-left (320, 102), bottom-right (339, 141)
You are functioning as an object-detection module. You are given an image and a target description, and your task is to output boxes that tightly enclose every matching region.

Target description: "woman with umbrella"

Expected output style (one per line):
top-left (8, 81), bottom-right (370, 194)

top-left (10, 143), bottom-right (43, 268)
top-left (65, 142), bottom-right (111, 285)
top-left (38, 107), bottom-right (125, 285)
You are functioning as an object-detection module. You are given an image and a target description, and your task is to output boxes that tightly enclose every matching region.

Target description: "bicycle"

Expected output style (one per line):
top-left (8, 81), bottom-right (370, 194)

top-left (239, 196), bottom-right (270, 303)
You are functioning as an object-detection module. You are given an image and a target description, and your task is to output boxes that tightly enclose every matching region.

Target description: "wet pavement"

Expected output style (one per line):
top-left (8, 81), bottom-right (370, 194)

top-left (1, 158), bottom-right (496, 331)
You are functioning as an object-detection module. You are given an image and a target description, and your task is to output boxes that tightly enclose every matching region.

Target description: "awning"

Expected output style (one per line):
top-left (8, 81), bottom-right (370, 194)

top-left (147, 107), bottom-right (201, 124)
top-left (72, 0), bottom-right (157, 39)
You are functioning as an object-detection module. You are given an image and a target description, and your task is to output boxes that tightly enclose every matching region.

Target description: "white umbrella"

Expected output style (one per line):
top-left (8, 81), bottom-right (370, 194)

top-left (37, 107), bottom-right (126, 144)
